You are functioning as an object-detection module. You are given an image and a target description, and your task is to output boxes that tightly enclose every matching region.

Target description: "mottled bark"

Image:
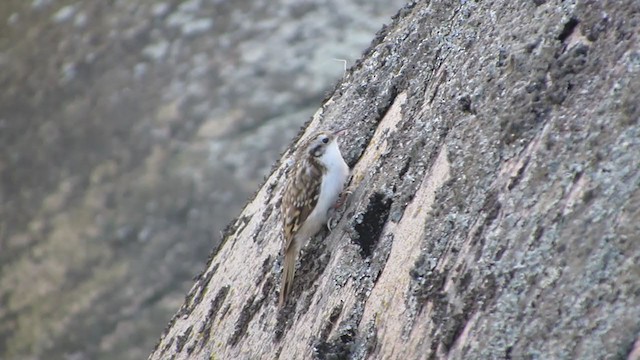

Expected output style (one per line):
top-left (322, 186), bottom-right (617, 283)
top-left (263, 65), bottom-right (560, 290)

top-left (0, 1), bottom-right (404, 358)
top-left (150, 0), bottom-right (640, 359)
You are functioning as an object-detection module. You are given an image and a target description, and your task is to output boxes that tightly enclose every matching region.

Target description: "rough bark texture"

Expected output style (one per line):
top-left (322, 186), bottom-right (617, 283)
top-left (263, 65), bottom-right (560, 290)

top-left (0, 1), bottom-right (405, 359)
top-left (149, 0), bottom-right (640, 359)
top-left (151, 1), bottom-right (640, 359)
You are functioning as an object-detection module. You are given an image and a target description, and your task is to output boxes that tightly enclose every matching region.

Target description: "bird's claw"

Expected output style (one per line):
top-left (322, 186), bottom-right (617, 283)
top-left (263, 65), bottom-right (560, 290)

top-left (326, 190), bottom-right (353, 231)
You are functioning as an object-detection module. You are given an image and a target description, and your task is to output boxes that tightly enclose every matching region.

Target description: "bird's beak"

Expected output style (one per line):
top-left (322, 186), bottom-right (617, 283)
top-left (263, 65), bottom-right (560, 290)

top-left (332, 128), bottom-right (348, 137)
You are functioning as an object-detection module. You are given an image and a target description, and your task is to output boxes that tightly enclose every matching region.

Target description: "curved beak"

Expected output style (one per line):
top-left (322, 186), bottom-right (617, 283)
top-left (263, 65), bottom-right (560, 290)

top-left (332, 128), bottom-right (348, 137)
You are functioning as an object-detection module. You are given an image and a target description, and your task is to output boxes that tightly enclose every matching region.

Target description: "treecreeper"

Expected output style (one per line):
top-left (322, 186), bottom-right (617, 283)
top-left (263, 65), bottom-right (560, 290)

top-left (279, 129), bottom-right (350, 307)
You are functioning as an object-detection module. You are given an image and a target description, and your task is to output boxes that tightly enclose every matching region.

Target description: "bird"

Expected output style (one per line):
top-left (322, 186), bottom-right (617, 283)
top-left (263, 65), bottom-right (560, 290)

top-left (279, 129), bottom-right (350, 308)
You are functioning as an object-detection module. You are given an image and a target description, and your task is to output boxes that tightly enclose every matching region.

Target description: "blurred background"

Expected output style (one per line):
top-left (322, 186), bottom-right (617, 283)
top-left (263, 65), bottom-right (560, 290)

top-left (0, 0), bottom-right (406, 359)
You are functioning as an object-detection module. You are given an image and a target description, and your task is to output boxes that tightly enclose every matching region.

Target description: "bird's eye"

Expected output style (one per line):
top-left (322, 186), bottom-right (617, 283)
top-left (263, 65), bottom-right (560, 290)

top-left (322, 137), bottom-right (329, 144)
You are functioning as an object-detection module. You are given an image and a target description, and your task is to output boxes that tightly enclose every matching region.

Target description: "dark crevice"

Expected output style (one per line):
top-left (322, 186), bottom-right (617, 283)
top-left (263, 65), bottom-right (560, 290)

top-left (458, 95), bottom-right (473, 113)
top-left (317, 303), bottom-right (344, 344)
top-left (313, 326), bottom-right (356, 360)
top-left (252, 204), bottom-right (273, 244)
top-left (508, 157), bottom-right (529, 190)
top-left (557, 18), bottom-right (580, 42)
top-left (230, 294), bottom-right (257, 346)
top-left (398, 156), bottom-right (412, 179)
top-left (199, 285), bottom-right (230, 349)
top-left (441, 312), bottom-right (468, 352)
top-left (175, 325), bottom-right (193, 353)
top-left (472, 190), bottom-right (501, 246)
top-left (353, 192), bottom-right (393, 258)
top-left (229, 276), bottom-right (274, 347)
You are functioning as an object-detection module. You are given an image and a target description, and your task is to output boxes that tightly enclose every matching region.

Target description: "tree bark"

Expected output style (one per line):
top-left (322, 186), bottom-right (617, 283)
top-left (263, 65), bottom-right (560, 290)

top-left (150, 0), bottom-right (640, 359)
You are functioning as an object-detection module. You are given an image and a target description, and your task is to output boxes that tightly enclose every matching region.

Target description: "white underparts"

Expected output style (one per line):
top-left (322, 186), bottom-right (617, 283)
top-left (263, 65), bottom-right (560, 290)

top-left (294, 140), bottom-right (349, 247)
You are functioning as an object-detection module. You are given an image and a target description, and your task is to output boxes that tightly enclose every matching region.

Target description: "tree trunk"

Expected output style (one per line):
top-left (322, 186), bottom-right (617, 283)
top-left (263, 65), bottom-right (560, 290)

top-left (149, 0), bottom-right (640, 359)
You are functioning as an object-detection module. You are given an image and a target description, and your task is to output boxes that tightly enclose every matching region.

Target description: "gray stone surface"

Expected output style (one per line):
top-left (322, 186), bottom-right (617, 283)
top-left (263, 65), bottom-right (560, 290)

top-left (148, 0), bottom-right (640, 359)
top-left (0, 0), bottom-right (405, 359)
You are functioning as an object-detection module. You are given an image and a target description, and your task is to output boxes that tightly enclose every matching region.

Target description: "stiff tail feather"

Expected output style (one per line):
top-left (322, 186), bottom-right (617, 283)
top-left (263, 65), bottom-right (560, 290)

top-left (279, 247), bottom-right (298, 307)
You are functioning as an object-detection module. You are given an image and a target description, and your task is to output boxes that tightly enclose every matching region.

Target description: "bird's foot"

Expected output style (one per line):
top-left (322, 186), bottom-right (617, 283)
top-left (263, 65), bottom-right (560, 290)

top-left (326, 189), bottom-right (353, 231)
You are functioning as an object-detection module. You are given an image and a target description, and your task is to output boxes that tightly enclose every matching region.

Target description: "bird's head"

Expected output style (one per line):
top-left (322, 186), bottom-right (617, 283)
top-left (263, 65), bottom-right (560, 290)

top-left (304, 128), bottom-right (347, 158)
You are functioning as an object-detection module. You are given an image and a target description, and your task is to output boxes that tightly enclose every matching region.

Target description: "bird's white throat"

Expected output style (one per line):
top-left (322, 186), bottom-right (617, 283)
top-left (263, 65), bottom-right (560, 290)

top-left (319, 140), bottom-right (347, 170)
top-left (313, 140), bottom-right (349, 222)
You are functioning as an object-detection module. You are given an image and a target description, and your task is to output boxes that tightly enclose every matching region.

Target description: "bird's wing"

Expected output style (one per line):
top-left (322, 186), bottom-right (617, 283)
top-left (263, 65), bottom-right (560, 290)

top-left (282, 161), bottom-right (323, 251)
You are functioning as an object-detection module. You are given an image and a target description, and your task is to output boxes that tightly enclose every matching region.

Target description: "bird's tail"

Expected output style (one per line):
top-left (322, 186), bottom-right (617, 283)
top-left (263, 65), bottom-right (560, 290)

top-left (279, 246), bottom-right (298, 308)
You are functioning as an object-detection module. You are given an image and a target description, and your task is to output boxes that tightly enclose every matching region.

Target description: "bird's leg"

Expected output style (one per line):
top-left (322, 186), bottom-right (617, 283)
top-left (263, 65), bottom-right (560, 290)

top-left (326, 189), bottom-right (353, 231)
top-left (333, 189), bottom-right (352, 209)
